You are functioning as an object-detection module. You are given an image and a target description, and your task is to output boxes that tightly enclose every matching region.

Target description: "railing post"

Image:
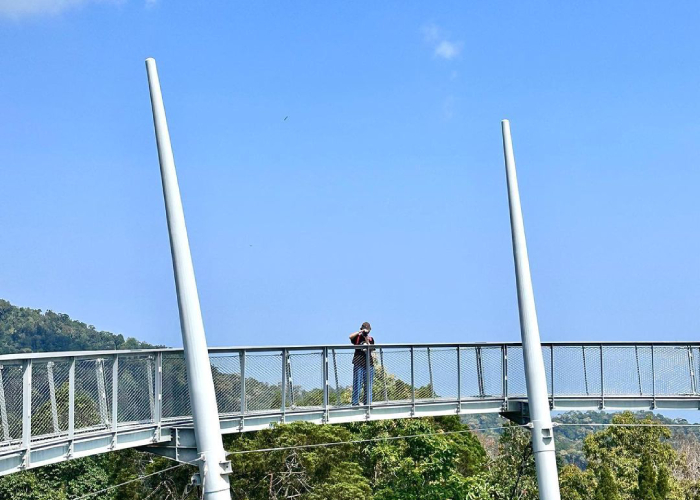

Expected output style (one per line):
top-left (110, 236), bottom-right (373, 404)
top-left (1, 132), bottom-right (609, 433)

top-left (68, 358), bottom-right (75, 457)
top-left (240, 351), bottom-right (246, 416)
top-left (502, 345), bottom-right (508, 403)
top-left (21, 359), bottom-right (32, 468)
top-left (582, 346), bottom-right (589, 396)
top-left (112, 356), bottom-right (119, 441)
top-left (410, 347), bottom-right (415, 415)
top-left (155, 352), bottom-right (163, 432)
top-left (651, 345), bottom-right (657, 409)
top-left (146, 57), bottom-right (231, 499)
top-left (456, 347), bottom-right (462, 414)
top-left (322, 348), bottom-right (329, 421)
top-left (365, 345), bottom-right (371, 412)
top-left (501, 119), bottom-right (560, 500)
top-left (281, 349), bottom-right (287, 422)
top-left (599, 345), bottom-right (604, 409)
top-left (550, 346), bottom-right (554, 404)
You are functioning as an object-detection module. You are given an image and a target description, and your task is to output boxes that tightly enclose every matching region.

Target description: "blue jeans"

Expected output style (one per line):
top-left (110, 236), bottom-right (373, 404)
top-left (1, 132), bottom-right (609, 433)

top-left (352, 364), bottom-right (374, 405)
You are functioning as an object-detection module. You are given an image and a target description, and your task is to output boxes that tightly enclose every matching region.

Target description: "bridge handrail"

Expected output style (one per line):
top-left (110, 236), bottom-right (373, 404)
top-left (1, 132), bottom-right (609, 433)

top-left (3, 340), bottom-right (700, 362)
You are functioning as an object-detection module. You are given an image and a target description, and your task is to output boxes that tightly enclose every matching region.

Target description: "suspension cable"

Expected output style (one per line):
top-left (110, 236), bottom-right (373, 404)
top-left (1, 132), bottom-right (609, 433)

top-left (69, 459), bottom-right (200, 500)
top-left (225, 423), bottom-right (529, 456)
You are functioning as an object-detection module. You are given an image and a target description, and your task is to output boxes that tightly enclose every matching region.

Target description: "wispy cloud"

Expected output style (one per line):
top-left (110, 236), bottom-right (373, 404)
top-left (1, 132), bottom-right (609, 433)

top-left (0, 0), bottom-right (153, 19)
top-left (422, 23), bottom-right (463, 60)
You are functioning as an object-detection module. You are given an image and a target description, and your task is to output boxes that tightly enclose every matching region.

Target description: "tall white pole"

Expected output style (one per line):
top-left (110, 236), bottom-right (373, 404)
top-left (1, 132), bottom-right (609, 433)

top-left (501, 120), bottom-right (561, 500)
top-left (145, 58), bottom-right (232, 500)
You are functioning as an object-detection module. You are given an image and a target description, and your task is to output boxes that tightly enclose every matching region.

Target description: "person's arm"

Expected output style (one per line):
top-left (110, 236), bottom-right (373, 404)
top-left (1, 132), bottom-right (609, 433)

top-left (349, 331), bottom-right (361, 342)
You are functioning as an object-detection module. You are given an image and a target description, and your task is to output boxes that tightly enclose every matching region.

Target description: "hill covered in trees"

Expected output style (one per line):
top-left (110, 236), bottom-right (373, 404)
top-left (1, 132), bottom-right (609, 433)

top-left (0, 299), bottom-right (154, 354)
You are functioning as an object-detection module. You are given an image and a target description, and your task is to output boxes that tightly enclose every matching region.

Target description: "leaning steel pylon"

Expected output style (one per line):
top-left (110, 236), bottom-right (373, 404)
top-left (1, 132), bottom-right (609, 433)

top-left (145, 58), bottom-right (232, 500)
top-left (501, 120), bottom-right (561, 500)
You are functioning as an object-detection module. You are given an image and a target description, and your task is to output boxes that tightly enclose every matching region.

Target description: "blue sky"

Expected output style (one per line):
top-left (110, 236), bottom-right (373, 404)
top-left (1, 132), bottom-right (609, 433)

top-left (0, 1), bottom-right (698, 349)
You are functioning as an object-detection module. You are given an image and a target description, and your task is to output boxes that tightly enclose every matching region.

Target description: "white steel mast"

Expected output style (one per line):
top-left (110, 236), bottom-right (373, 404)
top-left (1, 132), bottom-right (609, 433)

top-left (145, 58), bottom-right (232, 500)
top-left (501, 119), bottom-right (561, 500)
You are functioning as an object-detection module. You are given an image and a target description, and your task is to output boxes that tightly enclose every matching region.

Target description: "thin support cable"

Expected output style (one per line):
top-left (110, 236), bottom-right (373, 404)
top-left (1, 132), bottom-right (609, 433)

top-left (556, 422), bottom-right (700, 428)
top-left (332, 349), bottom-right (341, 406)
top-left (47, 362), bottom-right (60, 434)
top-left (147, 357), bottom-right (156, 421)
top-left (226, 424), bottom-right (530, 457)
top-left (635, 346), bottom-right (643, 396)
top-left (68, 459), bottom-right (200, 500)
top-left (95, 359), bottom-right (109, 427)
top-left (581, 346), bottom-right (589, 396)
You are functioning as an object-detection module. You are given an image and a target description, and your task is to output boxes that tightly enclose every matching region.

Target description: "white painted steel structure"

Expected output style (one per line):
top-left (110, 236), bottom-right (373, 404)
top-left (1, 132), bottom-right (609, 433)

top-left (146, 58), bottom-right (231, 499)
top-left (502, 120), bottom-right (561, 500)
top-left (0, 341), bottom-right (699, 476)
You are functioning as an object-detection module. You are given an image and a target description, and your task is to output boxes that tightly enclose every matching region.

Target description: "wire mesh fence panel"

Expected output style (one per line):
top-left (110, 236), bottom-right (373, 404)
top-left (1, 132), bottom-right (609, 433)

top-left (31, 360), bottom-right (69, 441)
top-left (162, 354), bottom-right (190, 420)
top-left (287, 351), bottom-right (324, 409)
top-left (506, 346), bottom-right (526, 397)
top-left (74, 358), bottom-right (113, 433)
top-left (413, 347), bottom-right (457, 400)
top-left (551, 346), bottom-right (591, 396)
top-left (582, 346), bottom-right (602, 396)
top-left (459, 347), bottom-right (482, 398)
top-left (0, 363), bottom-right (22, 446)
top-left (117, 356), bottom-right (155, 424)
top-left (328, 349), bottom-right (355, 407)
top-left (373, 348), bottom-right (412, 404)
top-left (244, 352), bottom-right (282, 413)
top-left (413, 348), bottom-right (434, 400)
top-left (653, 346), bottom-right (693, 395)
top-left (479, 347), bottom-right (503, 397)
top-left (210, 353), bottom-right (242, 415)
top-left (600, 346), bottom-right (653, 396)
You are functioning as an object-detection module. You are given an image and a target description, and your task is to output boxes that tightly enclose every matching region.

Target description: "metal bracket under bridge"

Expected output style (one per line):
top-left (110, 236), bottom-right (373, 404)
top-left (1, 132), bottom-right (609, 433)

top-left (0, 341), bottom-right (698, 475)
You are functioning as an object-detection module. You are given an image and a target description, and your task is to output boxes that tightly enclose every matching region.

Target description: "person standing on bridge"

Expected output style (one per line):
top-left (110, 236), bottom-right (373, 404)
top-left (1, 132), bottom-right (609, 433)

top-left (350, 322), bottom-right (375, 405)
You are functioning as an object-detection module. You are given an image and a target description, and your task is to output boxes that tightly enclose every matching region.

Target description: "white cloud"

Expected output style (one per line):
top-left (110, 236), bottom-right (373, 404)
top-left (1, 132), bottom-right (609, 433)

top-left (434, 40), bottom-right (462, 60)
top-left (0, 0), bottom-right (121, 18)
top-left (422, 23), bottom-right (463, 61)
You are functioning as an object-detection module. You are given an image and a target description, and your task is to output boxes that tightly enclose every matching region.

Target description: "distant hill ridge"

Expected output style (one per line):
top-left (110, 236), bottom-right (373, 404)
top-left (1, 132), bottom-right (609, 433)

top-left (0, 299), bottom-right (156, 355)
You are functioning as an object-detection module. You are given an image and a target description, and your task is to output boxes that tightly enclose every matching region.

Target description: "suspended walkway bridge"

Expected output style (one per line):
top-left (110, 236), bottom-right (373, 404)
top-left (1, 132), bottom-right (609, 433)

top-left (1, 341), bottom-right (698, 475)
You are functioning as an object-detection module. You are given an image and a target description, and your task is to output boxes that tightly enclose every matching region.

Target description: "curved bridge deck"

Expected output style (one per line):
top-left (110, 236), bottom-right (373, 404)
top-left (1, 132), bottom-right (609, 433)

top-left (1, 341), bottom-right (699, 474)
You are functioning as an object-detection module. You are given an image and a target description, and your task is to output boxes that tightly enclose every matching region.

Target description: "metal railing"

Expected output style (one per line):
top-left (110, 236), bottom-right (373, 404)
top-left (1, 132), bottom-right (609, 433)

top-left (1, 341), bottom-right (700, 473)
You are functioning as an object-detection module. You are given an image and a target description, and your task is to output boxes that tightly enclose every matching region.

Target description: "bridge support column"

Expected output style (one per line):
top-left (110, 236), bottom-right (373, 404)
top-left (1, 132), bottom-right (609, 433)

top-left (501, 120), bottom-right (561, 500)
top-left (146, 58), bottom-right (232, 500)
